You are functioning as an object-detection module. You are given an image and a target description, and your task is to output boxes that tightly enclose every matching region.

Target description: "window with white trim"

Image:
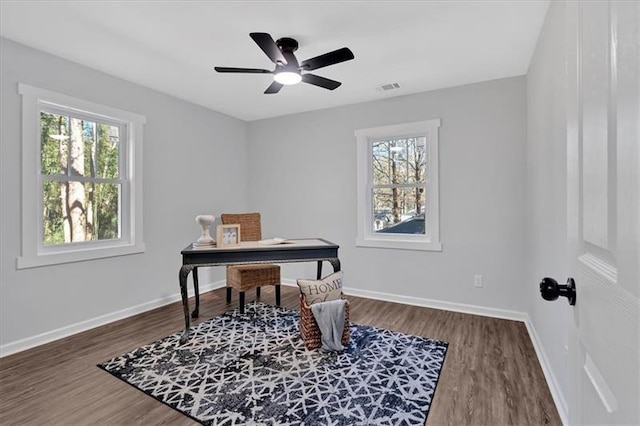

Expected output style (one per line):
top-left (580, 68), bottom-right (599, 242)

top-left (355, 119), bottom-right (441, 251)
top-left (17, 84), bottom-right (145, 269)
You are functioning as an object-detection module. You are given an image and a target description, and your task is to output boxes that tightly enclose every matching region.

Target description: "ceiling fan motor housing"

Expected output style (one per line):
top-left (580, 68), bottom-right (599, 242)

top-left (276, 37), bottom-right (299, 53)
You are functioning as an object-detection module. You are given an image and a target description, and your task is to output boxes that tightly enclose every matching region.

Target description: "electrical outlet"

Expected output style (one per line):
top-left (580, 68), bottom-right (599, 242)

top-left (474, 275), bottom-right (483, 287)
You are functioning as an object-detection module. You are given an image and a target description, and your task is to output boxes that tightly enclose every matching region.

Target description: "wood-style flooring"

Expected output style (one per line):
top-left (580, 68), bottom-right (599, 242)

top-left (0, 286), bottom-right (561, 425)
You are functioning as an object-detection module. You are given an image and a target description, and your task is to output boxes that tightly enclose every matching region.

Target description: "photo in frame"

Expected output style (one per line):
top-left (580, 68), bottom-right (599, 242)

top-left (216, 224), bottom-right (241, 248)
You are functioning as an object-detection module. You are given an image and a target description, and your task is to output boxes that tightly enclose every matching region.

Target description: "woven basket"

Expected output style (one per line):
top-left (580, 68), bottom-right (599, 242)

top-left (227, 264), bottom-right (280, 291)
top-left (299, 294), bottom-right (350, 350)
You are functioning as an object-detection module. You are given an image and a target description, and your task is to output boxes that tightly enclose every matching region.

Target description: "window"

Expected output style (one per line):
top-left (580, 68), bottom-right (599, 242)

top-left (355, 119), bottom-right (441, 251)
top-left (17, 84), bottom-right (145, 268)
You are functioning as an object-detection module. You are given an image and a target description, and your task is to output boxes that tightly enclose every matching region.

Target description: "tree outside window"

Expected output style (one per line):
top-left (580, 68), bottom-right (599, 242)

top-left (371, 137), bottom-right (427, 234)
top-left (40, 110), bottom-right (122, 245)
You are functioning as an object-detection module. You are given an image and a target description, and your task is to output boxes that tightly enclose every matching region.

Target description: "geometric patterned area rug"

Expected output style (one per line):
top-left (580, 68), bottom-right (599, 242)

top-left (98, 302), bottom-right (448, 425)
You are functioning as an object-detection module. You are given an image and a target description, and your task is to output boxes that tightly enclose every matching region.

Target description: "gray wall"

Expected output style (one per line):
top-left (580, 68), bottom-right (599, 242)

top-left (0, 38), bottom-right (249, 347)
top-left (526, 0), bottom-right (571, 414)
top-left (247, 76), bottom-right (528, 312)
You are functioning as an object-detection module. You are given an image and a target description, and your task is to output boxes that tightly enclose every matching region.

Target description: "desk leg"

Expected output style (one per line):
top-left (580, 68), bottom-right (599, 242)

top-left (191, 267), bottom-right (200, 319)
top-left (329, 258), bottom-right (341, 273)
top-left (316, 261), bottom-right (323, 279)
top-left (179, 265), bottom-right (195, 344)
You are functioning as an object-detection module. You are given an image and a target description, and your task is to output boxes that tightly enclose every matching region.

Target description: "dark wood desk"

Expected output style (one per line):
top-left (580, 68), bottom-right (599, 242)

top-left (179, 238), bottom-right (340, 342)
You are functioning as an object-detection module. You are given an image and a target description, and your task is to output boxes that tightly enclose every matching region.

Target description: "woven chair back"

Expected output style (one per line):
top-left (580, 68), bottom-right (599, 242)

top-left (221, 213), bottom-right (262, 242)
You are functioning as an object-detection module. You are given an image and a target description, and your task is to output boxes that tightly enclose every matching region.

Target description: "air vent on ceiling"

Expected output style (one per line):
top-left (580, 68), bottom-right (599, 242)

top-left (376, 82), bottom-right (401, 92)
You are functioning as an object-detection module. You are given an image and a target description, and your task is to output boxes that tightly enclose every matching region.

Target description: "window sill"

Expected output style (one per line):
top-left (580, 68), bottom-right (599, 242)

top-left (355, 238), bottom-right (442, 252)
top-left (16, 243), bottom-right (146, 269)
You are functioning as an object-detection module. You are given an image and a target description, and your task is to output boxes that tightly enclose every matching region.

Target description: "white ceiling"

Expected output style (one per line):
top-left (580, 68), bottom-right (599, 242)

top-left (0, 1), bottom-right (549, 121)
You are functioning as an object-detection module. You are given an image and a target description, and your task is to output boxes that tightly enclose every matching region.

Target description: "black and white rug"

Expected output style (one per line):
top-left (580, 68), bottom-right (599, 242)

top-left (98, 302), bottom-right (448, 425)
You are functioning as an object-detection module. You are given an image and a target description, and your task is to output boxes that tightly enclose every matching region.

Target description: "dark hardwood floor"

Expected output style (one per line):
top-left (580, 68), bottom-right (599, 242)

top-left (0, 286), bottom-right (561, 425)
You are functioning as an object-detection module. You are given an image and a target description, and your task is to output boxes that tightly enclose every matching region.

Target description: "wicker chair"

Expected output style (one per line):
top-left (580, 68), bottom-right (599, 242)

top-left (221, 213), bottom-right (281, 314)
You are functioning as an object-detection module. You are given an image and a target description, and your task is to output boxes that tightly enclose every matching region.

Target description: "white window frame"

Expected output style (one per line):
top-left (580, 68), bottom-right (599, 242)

top-left (17, 83), bottom-right (145, 269)
top-left (355, 119), bottom-right (442, 251)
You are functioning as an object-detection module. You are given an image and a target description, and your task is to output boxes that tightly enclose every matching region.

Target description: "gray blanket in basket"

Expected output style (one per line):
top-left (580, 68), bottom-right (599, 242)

top-left (310, 298), bottom-right (347, 351)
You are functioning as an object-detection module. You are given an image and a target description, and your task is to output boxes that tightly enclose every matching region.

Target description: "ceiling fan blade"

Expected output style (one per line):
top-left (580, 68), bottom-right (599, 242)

top-left (300, 47), bottom-right (354, 71)
top-left (264, 81), bottom-right (284, 94)
top-left (250, 32), bottom-right (287, 65)
top-left (301, 74), bottom-right (342, 90)
top-left (214, 67), bottom-right (272, 74)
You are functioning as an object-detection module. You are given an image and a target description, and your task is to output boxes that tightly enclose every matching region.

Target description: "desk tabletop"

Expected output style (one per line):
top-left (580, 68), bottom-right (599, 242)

top-left (181, 238), bottom-right (338, 254)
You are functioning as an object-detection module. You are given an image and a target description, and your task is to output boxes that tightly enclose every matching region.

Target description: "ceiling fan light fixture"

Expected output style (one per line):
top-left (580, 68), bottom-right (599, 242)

top-left (274, 71), bottom-right (302, 85)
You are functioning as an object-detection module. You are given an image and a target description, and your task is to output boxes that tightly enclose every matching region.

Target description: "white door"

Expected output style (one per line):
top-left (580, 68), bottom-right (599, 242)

top-left (566, 1), bottom-right (640, 424)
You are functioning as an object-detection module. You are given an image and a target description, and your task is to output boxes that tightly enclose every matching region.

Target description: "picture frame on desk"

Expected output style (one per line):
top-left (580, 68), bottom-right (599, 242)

top-left (217, 224), bottom-right (241, 248)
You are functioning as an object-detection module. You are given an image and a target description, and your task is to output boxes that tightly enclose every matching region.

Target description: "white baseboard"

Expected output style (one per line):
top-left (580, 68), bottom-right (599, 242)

top-left (289, 279), bottom-right (530, 322)
top-left (524, 315), bottom-right (569, 425)
top-left (344, 286), bottom-right (529, 321)
top-left (283, 278), bottom-right (568, 424)
top-left (0, 280), bottom-right (226, 358)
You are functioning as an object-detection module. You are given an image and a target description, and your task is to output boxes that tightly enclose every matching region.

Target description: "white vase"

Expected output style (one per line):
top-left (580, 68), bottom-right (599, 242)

top-left (194, 215), bottom-right (216, 246)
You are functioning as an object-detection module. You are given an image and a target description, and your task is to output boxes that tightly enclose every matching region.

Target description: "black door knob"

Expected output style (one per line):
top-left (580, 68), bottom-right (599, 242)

top-left (540, 277), bottom-right (576, 305)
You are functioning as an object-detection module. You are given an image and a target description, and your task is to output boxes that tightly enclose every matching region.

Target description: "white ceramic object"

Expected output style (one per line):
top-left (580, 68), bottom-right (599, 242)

top-left (194, 215), bottom-right (216, 246)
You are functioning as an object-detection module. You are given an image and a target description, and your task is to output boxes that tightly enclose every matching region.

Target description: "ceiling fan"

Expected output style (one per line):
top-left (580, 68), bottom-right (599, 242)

top-left (215, 32), bottom-right (355, 94)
